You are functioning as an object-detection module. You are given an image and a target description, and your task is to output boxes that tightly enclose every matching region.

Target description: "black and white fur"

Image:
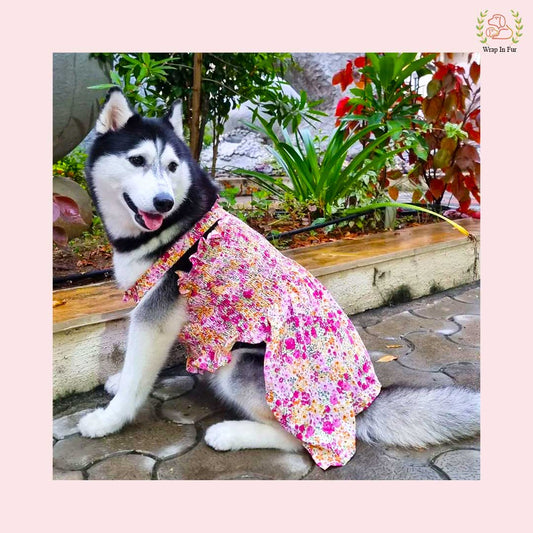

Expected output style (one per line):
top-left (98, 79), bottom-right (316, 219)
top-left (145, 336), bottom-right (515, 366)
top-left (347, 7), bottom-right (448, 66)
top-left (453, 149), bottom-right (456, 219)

top-left (78, 89), bottom-right (480, 458)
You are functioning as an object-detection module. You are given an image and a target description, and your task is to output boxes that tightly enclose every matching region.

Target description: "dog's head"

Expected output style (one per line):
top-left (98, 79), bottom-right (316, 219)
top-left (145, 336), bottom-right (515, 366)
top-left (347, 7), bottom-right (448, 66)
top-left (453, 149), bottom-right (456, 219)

top-left (86, 89), bottom-right (208, 240)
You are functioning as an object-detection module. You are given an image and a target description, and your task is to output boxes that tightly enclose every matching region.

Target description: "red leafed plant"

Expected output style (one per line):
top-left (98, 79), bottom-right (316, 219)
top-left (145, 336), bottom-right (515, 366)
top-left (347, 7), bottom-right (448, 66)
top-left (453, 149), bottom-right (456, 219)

top-left (414, 54), bottom-right (480, 214)
top-left (53, 194), bottom-right (85, 246)
top-left (332, 53), bottom-right (480, 215)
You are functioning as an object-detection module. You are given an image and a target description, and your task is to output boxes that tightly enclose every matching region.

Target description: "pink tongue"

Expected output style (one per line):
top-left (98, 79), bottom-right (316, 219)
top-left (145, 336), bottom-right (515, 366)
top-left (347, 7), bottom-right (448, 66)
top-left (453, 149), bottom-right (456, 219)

top-left (139, 210), bottom-right (164, 231)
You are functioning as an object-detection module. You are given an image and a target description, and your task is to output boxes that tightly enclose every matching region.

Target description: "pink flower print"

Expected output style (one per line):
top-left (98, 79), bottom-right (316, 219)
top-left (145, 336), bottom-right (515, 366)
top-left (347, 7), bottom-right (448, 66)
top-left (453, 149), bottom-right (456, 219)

top-left (322, 421), bottom-right (336, 434)
top-left (322, 418), bottom-right (342, 434)
top-left (301, 391), bottom-right (311, 405)
top-left (243, 288), bottom-right (254, 298)
top-left (285, 337), bottom-right (296, 350)
top-left (337, 379), bottom-right (350, 393)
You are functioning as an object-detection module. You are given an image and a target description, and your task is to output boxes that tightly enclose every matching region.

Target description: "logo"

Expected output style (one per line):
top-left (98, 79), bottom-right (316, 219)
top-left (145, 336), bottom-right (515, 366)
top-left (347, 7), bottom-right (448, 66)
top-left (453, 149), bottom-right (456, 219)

top-left (476, 10), bottom-right (523, 49)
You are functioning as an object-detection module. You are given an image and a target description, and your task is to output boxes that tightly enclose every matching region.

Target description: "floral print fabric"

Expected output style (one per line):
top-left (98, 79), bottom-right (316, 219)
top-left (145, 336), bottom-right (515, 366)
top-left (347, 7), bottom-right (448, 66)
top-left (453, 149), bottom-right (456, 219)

top-left (124, 203), bottom-right (381, 469)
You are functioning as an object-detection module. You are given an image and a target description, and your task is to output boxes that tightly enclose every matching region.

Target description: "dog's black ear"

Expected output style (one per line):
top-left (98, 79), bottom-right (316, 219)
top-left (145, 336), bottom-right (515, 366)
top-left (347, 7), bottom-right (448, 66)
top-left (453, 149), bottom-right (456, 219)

top-left (95, 88), bottom-right (135, 134)
top-left (166, 99), bottom-right (184, 140)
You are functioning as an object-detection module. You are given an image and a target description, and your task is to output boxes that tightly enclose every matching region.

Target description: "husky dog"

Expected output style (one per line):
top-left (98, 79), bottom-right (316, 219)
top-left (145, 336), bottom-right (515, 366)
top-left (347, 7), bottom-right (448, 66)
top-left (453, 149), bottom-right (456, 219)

top-left (78, 89), bottom-right (479, 465)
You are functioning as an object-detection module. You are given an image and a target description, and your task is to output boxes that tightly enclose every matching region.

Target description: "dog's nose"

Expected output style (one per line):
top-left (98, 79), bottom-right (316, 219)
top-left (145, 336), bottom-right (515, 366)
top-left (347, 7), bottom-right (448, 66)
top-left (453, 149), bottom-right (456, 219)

top-left (153, 193), bottom-right (174, 213)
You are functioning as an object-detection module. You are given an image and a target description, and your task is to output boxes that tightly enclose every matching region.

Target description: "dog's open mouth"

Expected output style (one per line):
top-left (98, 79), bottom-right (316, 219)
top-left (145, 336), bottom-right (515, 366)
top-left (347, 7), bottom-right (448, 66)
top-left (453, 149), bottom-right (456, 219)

top-left (123, 193), bottom-right (164, 231)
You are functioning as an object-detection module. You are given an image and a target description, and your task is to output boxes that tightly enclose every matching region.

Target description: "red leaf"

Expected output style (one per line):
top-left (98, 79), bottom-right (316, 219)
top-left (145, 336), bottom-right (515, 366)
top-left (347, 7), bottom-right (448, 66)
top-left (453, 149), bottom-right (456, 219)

top-left (412, 189), bottom-right (423, 203)
top-left (332, 61), bottom-right (354, 90)
top-left (335, 96), bottom-right (352, 117)
top-left (429, 178), bottom-right (445, 199)
top-left (444, 92), bottom-right (458, 113)
top-left (332, 71), bottom-right (344, 87)
top-left (422, 96), bottom-right (443, 122)
top-left (469, 61), bottom-right (480, 84)
top-left (455, 144), bottom-right (479, 171)
top-left (464, 122), bottom-right (480, 143)
top-left (388, 185), bottom-right (399, 201)
top-left (354, 56), bottom-right (367, 68)
top-left (459, 199), bottom-right (471, 212)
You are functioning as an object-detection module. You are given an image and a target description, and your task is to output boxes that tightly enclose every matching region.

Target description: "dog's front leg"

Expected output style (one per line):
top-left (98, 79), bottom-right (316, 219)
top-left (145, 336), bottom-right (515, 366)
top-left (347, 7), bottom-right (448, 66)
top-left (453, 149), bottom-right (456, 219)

top-left (78, 297), bottom-right (188, 438)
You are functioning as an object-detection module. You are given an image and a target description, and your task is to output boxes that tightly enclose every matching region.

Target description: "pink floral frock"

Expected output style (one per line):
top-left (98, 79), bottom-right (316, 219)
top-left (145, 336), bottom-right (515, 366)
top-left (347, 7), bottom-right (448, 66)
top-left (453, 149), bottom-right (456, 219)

top-left (124, 202), bottom-right (381, 469)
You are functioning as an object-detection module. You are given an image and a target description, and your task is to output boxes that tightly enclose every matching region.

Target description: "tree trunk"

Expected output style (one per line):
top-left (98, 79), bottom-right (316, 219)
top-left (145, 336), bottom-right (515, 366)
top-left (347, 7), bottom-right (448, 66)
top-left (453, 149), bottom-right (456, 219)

top-left (189, 53), bottom-right (203, 160)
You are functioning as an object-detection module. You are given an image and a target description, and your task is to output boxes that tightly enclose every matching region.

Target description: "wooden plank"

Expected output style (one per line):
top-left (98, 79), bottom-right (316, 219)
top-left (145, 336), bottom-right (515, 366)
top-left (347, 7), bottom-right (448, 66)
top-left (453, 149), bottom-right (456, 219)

top-left (53, 281), bottom-right (133, 329)
top-left (284, 218), bottom-right (478, 273)
top-left (53, 218), bottom-right (479, 330)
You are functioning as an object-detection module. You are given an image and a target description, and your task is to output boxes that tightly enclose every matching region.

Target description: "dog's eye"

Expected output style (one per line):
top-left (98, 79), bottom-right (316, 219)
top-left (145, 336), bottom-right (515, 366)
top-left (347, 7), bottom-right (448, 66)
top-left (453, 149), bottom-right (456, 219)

top-left (128, 155), bottom-right (145, 167)
top-left (168, 161), bottom-right (178, 172)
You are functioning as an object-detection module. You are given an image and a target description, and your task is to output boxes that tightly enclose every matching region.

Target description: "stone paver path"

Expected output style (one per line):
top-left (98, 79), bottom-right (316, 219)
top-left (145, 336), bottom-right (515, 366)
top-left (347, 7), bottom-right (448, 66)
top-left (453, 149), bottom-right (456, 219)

top-left (53, 282), bottom-right (480, 480)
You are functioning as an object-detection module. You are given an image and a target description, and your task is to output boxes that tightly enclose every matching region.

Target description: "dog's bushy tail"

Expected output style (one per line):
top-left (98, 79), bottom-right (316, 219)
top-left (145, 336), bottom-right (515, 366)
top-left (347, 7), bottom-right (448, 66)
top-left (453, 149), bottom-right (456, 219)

top-left (357, 386), bottom-right (480, 448)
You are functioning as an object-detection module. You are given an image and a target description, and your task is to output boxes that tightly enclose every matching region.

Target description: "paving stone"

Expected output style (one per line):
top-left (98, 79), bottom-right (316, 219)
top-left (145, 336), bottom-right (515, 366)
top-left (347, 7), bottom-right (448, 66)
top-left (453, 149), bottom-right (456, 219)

top-left (432, 449), bottom-right (480, 480)
top-left (379, 437), bottom-right (480, 466)
top-left (442, 362), bottom-right (481, 389)
top-left (452, 287), bottom-right (480, 304)
top-left (411, 296), bottom-right (479, 320)
top-left (157, 439), bottom-right (313, 480)
top-left (303, 441), bottom-right (443, 480)
top-left (151, 375), bottom-right (195, 401)
top-left (87, 454), bottom-right (156, 480)
top-left (401, 332), bottom-right (479, 371)
top-left (53, 409), bottom-right (93, 440)
top-left (449, 315), bottom-right (480, 347)
top-left (359, 329), bottom-right (410, 358)
top-left (359, 330), bottom-right (455, 388)
top-left (160, 380), bottom-right (224, 424)
top-left (53, 468), bottom-right (84, 480)
top-left (53, 420), bottom-right (196, 471)
top-left (130, 398), bottom-right (162, 423)
top-left (360, 329), bottom-right (451, 387)
top-left (371, 359), bottom-right (454, 388)
top-left (365, 311), bottom-right (460, 339)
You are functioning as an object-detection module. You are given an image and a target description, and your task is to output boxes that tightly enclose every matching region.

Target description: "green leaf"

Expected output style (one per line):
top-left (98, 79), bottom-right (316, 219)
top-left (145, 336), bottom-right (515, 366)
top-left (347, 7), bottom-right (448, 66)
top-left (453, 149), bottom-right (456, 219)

top-left (87, 83), bottom-right (118, 90)
top-left (378, 54), bottom-right (395, 88)
top-left (110, 70), bottom-right (123, 85)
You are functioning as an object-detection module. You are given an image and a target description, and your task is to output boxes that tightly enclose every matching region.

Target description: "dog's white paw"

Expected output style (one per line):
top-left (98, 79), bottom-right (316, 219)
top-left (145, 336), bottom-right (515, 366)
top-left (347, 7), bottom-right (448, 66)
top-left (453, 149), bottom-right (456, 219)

top-left (104, 372), bottom-right (121, 396)
top-left (78, 408), bottom-right (124, 438)
top-left (205, 421), bottom-right (241, 451)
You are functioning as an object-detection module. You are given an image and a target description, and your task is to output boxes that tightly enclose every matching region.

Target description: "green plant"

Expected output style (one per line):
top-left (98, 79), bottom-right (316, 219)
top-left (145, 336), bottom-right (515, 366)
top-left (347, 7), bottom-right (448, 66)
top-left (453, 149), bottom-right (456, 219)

top-left (332, 53), bottom-right (436, 198)
top-left (249, 189), bottom-right (274, 218)
top-left (235, 113), bottom-right (404, 218)
top-left (90, 53), bottom-right (181, 117)
top-left (91, 53), bottom-right (293, 171)
top-left (249, 79), bottom-right (327, 139)
top-left (53, 147), bottom-right (89, 189)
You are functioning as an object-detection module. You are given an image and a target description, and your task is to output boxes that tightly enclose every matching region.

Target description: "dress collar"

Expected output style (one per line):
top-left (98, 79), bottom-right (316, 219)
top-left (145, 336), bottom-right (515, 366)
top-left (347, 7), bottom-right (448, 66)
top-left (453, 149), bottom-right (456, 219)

top-left (123, 201), bottom-right (226, 303)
